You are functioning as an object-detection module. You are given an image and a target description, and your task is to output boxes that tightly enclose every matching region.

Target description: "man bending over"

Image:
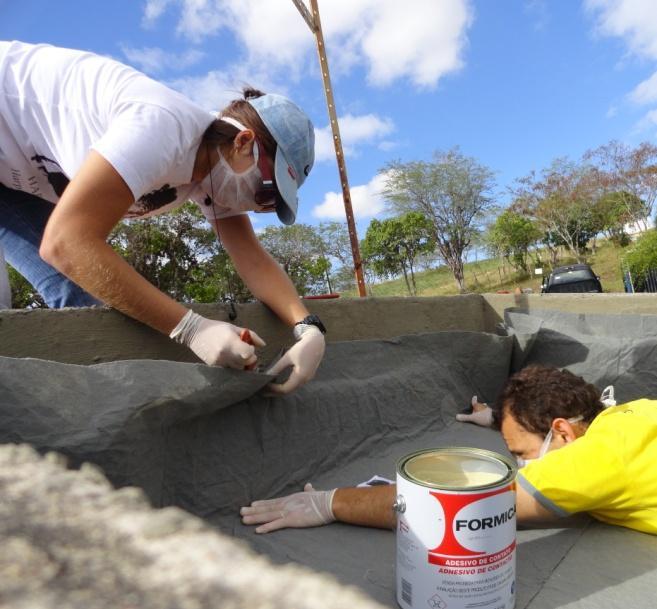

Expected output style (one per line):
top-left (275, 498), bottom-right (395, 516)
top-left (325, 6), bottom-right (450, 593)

top-left (241, 365), bottom-right (657, 535)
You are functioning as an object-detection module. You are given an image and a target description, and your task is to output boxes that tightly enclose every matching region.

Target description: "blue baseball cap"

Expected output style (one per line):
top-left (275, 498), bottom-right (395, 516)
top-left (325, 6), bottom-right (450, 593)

top-left (248, 94), bottom-right (315, 225)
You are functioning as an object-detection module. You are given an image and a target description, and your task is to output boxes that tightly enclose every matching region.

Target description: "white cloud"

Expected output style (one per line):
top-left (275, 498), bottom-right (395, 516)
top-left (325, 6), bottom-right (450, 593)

top-left (630, 70), bottom-right (657, 105)
top-left (142, 0), bottom-right (473, 89)
top-left (358, 0), bottom-right (473, 87)
top-left (524, 0), bottom-right (550, 31)
top-left (585, 0), bottom-right (657, 61)
top-left (378, 140), bottom-right (398, 152)
top-left (166, 71), bottom-right (241, 112)
top-left (642, 108), bottom-right (657, 126)
top-left (166, 67), bottom-right (284, 112)
top-left (585, 0), bottom-right (657, 129)
top-left (313, 173), bottom-right (389, 221)
top-left (142, 0), bottom-right (175, 27)
top-left (121, 45), bottom-right (204, 74)
top-left (314, 114), bottom-right (395, 162)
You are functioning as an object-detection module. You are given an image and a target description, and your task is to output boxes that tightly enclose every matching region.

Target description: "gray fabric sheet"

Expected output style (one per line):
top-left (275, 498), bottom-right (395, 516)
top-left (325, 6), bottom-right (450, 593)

top-left (223, 310), bottom-right (657, 608)
top-left (218, 423), bottom-right (589, 609)
top-left (0, 331), bottom-right (512, 517)
top-left (502, 308), bottom-right (657, 401)
top-left (0, 357), bottom-right (273, 504)
top-left (2, 314), bottom-right (657, 608)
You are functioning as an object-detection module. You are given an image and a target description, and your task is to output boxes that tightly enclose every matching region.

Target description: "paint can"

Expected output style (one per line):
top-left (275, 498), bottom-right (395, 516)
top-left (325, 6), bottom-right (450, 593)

top-left (395, 447), bottom-right (517, 609)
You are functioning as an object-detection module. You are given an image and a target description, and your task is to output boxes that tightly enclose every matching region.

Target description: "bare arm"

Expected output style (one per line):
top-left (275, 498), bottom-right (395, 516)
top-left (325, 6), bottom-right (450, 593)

top-left (241, 479), bottom-right (566, 534)
top-left (332, 484), bottom-right (398, 530)
top-left (40, 151), bottom-right (187, 333)
top-left (214, 214), bottom-right (309, 326)
top-left (332, 482), bottom-right (559, 530)
top-left (515, 482), bottom-right (563, 525)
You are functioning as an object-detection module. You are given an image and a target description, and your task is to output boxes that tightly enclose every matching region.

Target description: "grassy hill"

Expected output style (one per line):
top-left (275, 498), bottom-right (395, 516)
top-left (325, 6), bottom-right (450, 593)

top-left (345, 239), bottom-right (627, 297)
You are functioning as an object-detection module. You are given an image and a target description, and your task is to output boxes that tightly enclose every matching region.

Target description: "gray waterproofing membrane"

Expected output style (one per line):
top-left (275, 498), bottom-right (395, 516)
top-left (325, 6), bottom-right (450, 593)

top-left (1, 310), bottom-right (657, 608)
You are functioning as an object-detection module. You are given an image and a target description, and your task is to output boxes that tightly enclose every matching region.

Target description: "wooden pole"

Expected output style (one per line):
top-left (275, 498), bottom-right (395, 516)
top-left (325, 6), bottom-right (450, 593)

top-left (291, 0), bottom-right (367, 297)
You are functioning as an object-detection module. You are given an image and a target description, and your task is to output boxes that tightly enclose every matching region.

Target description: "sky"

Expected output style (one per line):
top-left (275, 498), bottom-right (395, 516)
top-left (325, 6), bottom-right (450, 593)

top-left (3, 0), bottom-right (657, 240)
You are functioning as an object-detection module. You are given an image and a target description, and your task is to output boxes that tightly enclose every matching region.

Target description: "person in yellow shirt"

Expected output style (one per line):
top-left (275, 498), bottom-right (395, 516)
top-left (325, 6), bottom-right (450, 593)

top-left (240, 365), bottom-right (657, 535)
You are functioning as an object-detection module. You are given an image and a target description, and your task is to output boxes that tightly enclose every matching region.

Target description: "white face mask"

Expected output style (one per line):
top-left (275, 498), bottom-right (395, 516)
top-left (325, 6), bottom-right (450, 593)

top-left (199, 147), bottom-right (263, 212)
top-left (516, 415), bottom-right (584, 468)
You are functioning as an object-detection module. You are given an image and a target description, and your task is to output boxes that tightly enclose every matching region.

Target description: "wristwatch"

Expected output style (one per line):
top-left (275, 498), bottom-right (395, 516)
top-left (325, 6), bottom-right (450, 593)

top-left (294, 314), bottom-right (327, 335)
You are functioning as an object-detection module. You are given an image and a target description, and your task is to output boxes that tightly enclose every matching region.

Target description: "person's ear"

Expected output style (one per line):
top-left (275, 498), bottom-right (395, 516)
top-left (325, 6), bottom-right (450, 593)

top-left (233, 130), bottom-right (255, 156)
top-left (552, 418), bottom-right (578, 445)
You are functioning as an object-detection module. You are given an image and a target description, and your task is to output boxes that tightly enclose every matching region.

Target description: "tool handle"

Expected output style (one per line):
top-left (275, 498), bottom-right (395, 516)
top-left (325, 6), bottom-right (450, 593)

top-left (240, 329), bottom-right (257, 370)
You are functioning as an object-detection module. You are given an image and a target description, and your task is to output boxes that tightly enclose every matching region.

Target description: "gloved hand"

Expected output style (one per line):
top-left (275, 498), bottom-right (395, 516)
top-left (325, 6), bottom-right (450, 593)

top-left (240, 483), bottom-right (336, 534)
top-left (265, 324), bottom-right (325, 395)
top-left (455, 395), bottom-right (494, 427)
top-left (170, 310), bottom-right (265, 369)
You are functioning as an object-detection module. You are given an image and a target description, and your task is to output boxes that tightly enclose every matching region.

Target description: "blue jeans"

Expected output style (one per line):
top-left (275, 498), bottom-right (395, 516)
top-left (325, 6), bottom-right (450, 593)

top-left (0, 184), bottom-right (100, 308)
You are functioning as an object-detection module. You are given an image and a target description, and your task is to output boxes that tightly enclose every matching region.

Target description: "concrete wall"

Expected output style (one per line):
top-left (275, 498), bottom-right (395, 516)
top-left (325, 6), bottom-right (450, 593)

top-left (1, 293), bottom-right (656, 364)
top-left (481, 292), bottom-right (657, 332)
top-left (0, 296), bottom-right (486, 364)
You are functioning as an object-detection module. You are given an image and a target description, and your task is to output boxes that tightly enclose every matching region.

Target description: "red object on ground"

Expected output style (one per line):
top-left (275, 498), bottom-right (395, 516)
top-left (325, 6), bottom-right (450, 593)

top-left (301, 293), bottom-right (340, 300)
top-left (239, 329), bottom-right (257, 371)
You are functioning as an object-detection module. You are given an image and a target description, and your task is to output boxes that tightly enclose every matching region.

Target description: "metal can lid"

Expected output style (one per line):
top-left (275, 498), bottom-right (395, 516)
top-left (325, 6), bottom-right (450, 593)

top-left (399, 447), bottom-right (516, 490)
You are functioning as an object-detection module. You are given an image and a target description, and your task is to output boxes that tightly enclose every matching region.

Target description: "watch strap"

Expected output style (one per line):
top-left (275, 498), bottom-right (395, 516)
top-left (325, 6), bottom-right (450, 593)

top-left (294, 314), bottom-right (326, 335)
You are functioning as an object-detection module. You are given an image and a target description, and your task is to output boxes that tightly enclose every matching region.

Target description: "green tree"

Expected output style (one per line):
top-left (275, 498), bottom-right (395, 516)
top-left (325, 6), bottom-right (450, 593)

top-left (257, 224), bottom-right (329, 295)
top-left (8, 202), bottom-right (250, 309)
top-left (487, 210), bottom-right (541, 272)
top-left (538, 196), bottom-right (598, 261)
top-left (622, 229), bottom-right (657, 291)
top-left (585, 141), bottom-right (656, 231)
top-left (317, 221), bottom-right (352, 266)
top-left (331, 264), bottom-right (358, 293)
top-left (317, 221), bottom-right (355, 293)
top-left (382, 148), bottom-right (496, 291)
top-left (185, 248), bottom-right (251, 304)
top-left (514, 159), bottom-right (600, 263)
top-left (361, 212), bottom-right (435, 295)
top-left (593, 191), bottom-right (643, 246)
top-left (110, 202), bottom-right (250, 303)
top-left (7, 266), bottom-right (46, 309)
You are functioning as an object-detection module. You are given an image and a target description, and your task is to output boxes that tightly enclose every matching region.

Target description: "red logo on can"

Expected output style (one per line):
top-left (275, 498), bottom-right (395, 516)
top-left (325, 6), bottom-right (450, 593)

top-left (427, 486), bottom-right (515, 567)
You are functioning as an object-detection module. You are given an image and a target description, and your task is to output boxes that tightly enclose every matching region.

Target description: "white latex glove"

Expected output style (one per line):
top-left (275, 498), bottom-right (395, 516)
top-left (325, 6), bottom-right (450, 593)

top-left (240, 483), bottom-right (336, 534)
top-left (170, 310), bottom-right (265, 369)
top-left (455, 395), bottom-right (494, 427)
top-left (265, 324), bottom-right (325, 395)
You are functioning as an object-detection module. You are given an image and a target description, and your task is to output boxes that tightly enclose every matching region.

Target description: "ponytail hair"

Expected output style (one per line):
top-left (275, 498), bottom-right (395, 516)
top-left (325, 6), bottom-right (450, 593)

top-left (202, 87), bottom-right (277, 158)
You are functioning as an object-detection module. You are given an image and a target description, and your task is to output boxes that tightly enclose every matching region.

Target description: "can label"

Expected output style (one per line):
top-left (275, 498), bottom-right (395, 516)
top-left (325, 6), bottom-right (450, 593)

top-left (396, 451), bottom-right (516, 609)
top-left (427, 486), bottom-right (516, 567)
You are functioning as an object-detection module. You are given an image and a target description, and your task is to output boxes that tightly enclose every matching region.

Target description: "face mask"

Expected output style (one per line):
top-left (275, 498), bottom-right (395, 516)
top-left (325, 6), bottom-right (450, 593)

top-left (199, 147), bottom-right (263, 212)
top-left (600, 386), bottom-right (616, 407)
top-left (516, 415), bottom-right (584, 468)
top-left (515, 455), bottom-right (535, 468)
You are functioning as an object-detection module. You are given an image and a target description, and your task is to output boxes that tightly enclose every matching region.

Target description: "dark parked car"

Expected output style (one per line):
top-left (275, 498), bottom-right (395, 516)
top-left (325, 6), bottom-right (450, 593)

top-left (541, 263), bottom-right (603, 293)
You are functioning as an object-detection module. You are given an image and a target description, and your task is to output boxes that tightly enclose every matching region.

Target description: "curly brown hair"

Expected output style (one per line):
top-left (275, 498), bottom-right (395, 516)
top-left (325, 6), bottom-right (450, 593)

top-left (492, 365), bottom-right (603, 434)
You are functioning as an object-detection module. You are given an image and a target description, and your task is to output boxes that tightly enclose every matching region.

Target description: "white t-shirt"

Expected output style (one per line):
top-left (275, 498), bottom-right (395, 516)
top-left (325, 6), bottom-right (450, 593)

top-left (0, 40), bottom-right (242, 223)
